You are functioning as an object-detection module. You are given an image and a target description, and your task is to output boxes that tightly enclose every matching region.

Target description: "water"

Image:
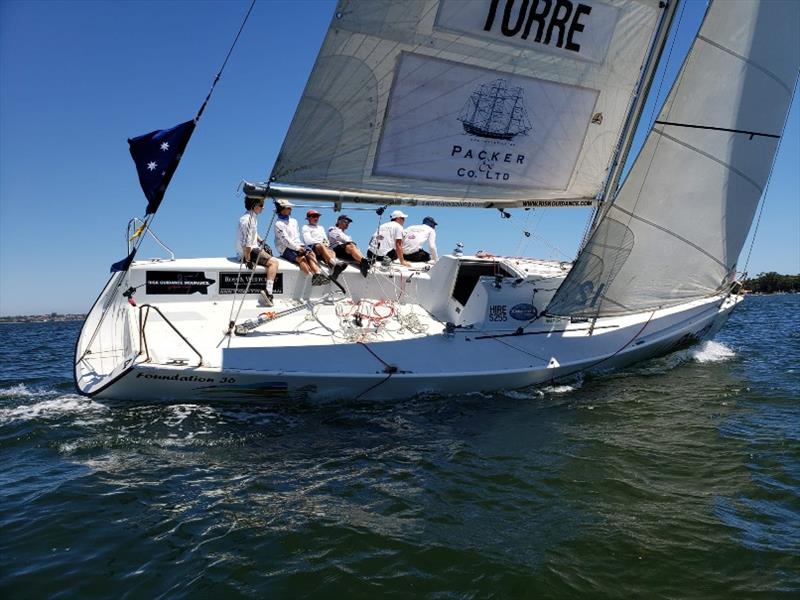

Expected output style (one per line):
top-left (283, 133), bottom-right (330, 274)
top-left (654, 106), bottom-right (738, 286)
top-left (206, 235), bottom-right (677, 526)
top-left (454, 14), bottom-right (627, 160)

top-left (1, 295), bottom-right (798, 597)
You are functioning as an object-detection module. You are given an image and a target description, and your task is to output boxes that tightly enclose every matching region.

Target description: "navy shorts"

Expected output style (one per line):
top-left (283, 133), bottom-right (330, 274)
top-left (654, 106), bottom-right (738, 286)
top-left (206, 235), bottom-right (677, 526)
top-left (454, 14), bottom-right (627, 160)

top-left (282, 248), bottom-right (305, 263)
top-left (334, 243), bottom-right (353, 260)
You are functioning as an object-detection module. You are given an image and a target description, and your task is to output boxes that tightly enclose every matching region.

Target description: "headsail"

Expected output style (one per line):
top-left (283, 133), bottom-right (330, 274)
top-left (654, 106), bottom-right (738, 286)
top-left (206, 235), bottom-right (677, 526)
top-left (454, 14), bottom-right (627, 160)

top-left (548, 0), bottom-right (800, 316)
top-left (267, 0), bottom-right (665, 207)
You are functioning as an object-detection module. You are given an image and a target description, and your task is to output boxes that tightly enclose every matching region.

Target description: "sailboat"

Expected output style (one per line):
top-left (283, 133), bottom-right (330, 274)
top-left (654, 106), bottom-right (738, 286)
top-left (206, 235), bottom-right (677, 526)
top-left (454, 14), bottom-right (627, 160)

top-left (74, 0), bottom-right (799, 402)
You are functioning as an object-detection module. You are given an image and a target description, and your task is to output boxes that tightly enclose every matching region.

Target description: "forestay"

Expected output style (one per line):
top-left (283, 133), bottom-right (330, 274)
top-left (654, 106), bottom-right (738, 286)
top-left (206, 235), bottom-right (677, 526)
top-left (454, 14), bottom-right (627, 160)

top-left (548, 0), bottom-right (800, 316)
top-left (270, 0), bottom-right (663, 207)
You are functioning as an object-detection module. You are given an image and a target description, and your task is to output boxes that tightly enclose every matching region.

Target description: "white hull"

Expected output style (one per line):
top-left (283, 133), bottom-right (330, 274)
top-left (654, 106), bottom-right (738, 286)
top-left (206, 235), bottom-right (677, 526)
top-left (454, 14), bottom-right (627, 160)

top-left (75, 255), bottom-right (741, 402)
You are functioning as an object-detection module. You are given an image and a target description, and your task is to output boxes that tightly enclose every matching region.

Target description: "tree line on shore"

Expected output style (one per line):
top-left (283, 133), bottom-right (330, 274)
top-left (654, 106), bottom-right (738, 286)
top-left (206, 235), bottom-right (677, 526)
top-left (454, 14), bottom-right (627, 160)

top-left (742, 272), bottom-right (800, 294)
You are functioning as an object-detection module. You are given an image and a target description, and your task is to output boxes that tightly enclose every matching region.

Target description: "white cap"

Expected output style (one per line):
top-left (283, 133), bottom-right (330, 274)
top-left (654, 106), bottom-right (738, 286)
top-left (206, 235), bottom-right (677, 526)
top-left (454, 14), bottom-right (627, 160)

top-left (276, 199), bottom-right (294, 208)
top-left (390, 209), bottom-right (408, 219)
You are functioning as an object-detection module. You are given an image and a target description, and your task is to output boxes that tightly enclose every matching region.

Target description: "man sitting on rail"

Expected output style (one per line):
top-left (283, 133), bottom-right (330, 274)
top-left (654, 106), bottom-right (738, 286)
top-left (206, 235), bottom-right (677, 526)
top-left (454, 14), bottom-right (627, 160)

top-left (273, 200), bottom-right (329, 286)
top-left (236, 197), bottom-right (279, 306)
top-left (302, 209), bottom-right (347, 281)
top-left (327, 214), bottom-right (370, 277)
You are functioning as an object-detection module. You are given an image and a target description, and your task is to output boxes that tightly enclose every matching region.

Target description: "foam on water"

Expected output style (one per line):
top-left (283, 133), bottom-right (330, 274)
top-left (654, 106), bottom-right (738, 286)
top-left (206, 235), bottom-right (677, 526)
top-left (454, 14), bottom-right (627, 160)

top-left (690, 340), bottom-right (736, 364)
top-left (541, 384), bottom-right (580, 394)
top-left (0, 394), bottom-right (109, 425)
top-left (0, 383), bottom-right (56, 399)
top-left (502, 389), bottom-right (545, 400)
top-left (162, 403), bottom-right (219, 428)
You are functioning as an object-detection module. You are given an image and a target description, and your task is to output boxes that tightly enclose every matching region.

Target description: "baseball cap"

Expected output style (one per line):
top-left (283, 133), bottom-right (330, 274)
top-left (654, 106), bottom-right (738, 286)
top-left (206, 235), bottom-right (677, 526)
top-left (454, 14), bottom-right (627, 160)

top-left (391, 210), bottom-right (408, 219)
top-left (423, 216), bottom-right (438, 227)
top-left (336, 214), bottom-right (353, 223)
top-left (306, 209), bottom-right (321, 217)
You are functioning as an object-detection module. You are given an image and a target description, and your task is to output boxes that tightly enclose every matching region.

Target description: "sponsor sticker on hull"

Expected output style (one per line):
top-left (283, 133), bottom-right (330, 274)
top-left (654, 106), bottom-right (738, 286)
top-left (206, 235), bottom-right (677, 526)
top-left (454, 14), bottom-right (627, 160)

top-left (218, 272), bottom-right (284, 295)
top-left (145, 271), bottom-right (215, 295)
top-left (510, 303), bottom-right (538, 321)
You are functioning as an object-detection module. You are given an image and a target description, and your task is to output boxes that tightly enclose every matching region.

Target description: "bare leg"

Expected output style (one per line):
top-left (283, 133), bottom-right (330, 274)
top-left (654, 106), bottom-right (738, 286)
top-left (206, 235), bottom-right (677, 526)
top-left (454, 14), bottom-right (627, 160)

top-left (345, 244), bottom-right (364, 262)
top-left (306, 252), bottom-right (322, 274)
top-left (267, 257), bottom-right (278, 281)
top-left (324, 246), bottom-right (337, 267)
top-left (296, 255), bottom-right (312, 275)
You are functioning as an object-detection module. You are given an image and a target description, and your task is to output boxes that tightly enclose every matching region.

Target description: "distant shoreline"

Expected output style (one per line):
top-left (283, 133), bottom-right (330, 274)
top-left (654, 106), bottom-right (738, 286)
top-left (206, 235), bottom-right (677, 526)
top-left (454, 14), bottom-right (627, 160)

top-left (0, 314), bottom-right (85, 324)
top-left (1, 291), bottom-right (797, 324)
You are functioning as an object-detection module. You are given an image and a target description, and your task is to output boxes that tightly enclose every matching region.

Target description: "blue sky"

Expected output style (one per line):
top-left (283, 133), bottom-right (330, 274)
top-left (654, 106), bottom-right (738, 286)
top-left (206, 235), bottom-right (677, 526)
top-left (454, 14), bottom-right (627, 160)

top-left (1, 0), bottom-right (797, 316)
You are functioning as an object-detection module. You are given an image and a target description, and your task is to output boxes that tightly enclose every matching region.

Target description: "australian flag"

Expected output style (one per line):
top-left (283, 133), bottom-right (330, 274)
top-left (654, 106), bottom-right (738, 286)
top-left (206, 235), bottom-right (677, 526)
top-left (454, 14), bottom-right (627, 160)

top-left (128, 119), bottom-right (196, 215)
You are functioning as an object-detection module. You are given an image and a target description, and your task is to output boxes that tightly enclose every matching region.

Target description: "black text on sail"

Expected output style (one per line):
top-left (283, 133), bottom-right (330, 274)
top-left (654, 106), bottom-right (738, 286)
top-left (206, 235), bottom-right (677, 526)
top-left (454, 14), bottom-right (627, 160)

top-left (483, 0), bottom-right (593, 53)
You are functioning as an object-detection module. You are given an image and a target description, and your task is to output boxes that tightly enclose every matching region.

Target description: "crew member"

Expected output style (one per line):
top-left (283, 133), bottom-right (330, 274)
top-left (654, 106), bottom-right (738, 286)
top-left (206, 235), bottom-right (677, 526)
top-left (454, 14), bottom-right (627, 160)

top-left (302, 209), bottom-right (347, 281)
top-left (273, 200), bottom-right (329, 285)
top-left (236, 197), bottom-right (279, 306)
top-left (367, 209), bottom-right (410, 267)
top-left (327, 214), bottom-right (370, 277)
top-left (402, 216), bottom-right (439, 262)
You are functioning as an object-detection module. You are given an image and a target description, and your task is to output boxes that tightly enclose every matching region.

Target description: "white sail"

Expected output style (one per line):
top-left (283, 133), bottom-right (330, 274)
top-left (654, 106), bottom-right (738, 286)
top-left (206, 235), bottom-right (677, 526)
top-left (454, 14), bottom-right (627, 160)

top-left (548, 0), bottom-right (800, 317)
top-left (270, 0), bottom-right (664, 207)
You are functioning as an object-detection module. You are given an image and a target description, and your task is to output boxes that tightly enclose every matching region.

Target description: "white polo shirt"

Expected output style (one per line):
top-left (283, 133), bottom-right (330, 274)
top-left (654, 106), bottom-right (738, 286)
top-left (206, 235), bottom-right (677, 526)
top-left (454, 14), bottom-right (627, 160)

top-left (402, 224), bottom-right (438, 260)
top-left (327, 226), bottom-right (352, 248)
top-left (236, 211), bottom-right (258, 258)
top-left (302, 223), bottom-right (328, 246)
top-left (368, 221), bottom-right (404, 256)
top-left (274, 217), bottom-right (303, 254)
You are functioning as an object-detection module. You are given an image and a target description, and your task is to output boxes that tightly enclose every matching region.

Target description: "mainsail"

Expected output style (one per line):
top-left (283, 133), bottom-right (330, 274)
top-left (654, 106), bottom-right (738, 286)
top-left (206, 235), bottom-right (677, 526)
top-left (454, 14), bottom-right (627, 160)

top-left (268, 0), bottom-right (666, 207)
top-left (548, 0), bottom-right (800, 316)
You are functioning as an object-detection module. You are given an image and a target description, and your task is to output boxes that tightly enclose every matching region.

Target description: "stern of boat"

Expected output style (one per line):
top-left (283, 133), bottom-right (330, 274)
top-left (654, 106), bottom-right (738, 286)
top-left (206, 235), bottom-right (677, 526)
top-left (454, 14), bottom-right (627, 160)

top-left (74, 270), bottom-right (140, 396)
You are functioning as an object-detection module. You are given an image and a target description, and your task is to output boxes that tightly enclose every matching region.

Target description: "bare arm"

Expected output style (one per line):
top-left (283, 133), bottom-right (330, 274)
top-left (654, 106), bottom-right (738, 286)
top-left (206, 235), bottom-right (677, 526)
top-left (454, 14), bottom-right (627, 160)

top-left (429, 229), bottom-right (438, 261)
top-left (395, 238), bottom-right (409, 266)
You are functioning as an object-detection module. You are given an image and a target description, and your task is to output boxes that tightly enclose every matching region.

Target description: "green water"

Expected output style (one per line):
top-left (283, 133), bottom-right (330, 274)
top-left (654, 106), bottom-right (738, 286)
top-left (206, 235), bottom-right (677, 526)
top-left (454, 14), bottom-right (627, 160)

top-left (1, 295), bottom-right (798, 597)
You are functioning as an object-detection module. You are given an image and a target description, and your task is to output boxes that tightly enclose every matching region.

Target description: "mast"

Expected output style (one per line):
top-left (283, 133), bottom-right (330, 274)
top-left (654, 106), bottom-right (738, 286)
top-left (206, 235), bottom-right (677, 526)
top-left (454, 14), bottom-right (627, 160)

top-left (590, 0), bottom-right (681, 230)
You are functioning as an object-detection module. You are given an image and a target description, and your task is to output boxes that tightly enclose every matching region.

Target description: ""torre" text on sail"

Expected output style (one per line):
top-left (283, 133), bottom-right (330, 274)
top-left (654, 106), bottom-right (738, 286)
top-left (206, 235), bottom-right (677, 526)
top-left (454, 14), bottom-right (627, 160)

top-left (483, 0), bottom-right (593, 53)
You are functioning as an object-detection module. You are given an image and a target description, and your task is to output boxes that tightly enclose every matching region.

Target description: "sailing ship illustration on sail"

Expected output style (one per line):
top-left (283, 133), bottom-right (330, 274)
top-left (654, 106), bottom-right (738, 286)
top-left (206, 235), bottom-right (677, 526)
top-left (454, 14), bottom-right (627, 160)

top-left (74, 0), bottom-right (800, 402)
top-left (458, 79), bottom-right (532, 140)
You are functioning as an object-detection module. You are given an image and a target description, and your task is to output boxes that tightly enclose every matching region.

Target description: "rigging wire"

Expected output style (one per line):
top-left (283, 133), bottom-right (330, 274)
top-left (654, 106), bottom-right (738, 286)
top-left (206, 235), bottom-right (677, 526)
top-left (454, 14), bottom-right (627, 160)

top-left (742, 77), bottom-right (799, 276)
top-left (577, 0), bottom-right (689, 323)
top-left (642, 0), bottom-right (688, 139)
top-left (195, 0), bottom-right (256, 123)
top-left (77, 0), bottom-right (261, 365)
top-left (137, 0), bottom-right (257, 263)
top-left (224, 208), bottom-right (271, 337)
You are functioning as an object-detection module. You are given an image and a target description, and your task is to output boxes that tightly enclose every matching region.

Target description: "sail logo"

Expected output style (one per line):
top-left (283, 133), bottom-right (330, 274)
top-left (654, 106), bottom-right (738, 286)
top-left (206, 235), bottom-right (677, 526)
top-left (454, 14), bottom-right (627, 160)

top-left (458, 79), bottom-right (531, 140)
top-left (435, 0), bottom-right (619, 64)
top-left (373, 52), bottom-right (598, 190)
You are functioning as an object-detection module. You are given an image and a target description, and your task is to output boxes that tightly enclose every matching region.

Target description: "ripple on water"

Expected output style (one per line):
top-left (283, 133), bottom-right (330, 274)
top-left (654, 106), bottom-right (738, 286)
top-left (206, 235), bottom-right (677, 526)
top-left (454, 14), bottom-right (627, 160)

top-left (1, 299), bottom-right (799, 597)
top-left (0, 390), bottom-right (110, 427)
